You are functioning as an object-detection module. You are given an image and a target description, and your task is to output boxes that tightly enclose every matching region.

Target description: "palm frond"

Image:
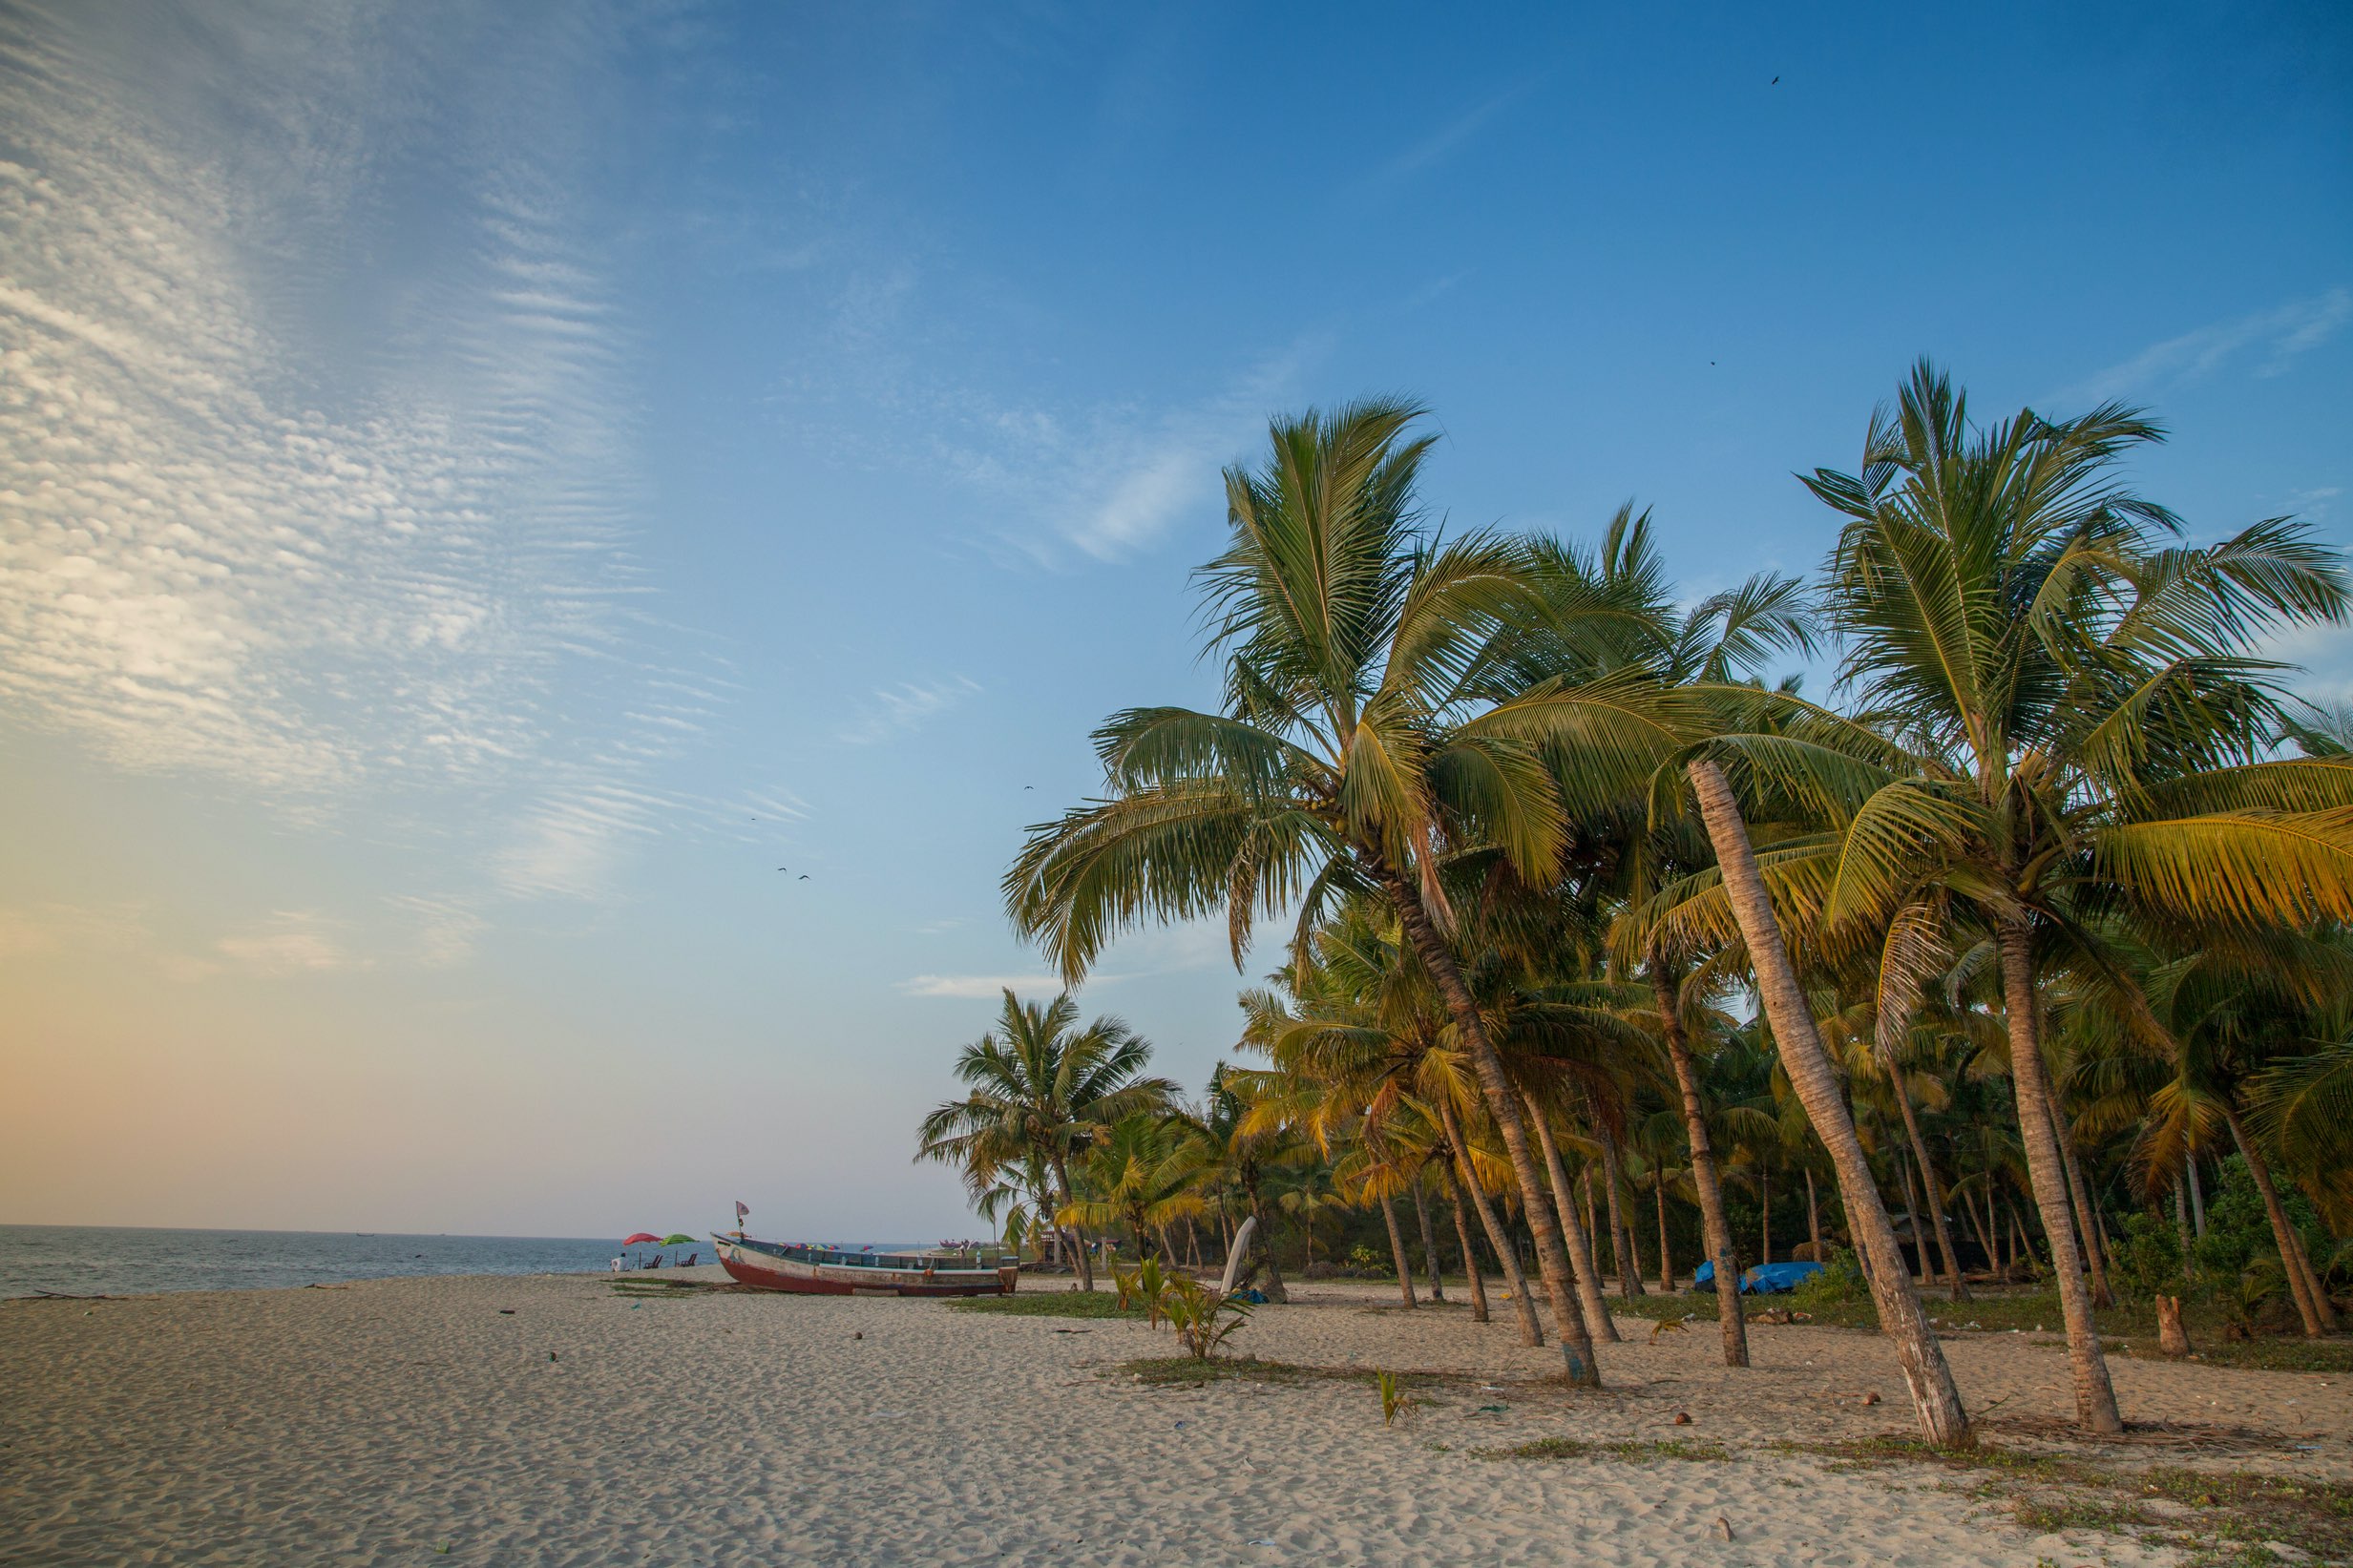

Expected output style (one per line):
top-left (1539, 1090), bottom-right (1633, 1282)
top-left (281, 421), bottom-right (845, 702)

top-left (2093, 808), bottom-right (2353, 928)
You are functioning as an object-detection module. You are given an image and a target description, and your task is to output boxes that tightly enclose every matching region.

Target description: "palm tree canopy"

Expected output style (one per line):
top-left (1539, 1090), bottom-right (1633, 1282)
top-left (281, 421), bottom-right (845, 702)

top-left (914, 989), bottom-right (1178, 1201)
top-left (1801, 359), bottom-right (2351, 935)
top-left (1639, 361), bottom-right (2353, 1026)
top-left (1056, 1113), bottom-right (1210, 1241)
top-left (1005, 399), bottom-right (1713, 985)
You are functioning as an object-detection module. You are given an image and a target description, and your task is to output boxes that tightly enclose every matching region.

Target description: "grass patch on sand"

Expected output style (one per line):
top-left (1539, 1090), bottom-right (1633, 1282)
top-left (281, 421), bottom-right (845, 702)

top-left (2121, 1337), bottom-right (2353, 1375)
top-left (1121, 1354), bottom-right (1316, 1386)
top-left (946, 1291), bottom-right (1145, 1320)
top-left (1117, 1354), bottom-right (1459, 1389)
top-left (1477, 1436), bottom-right (1732, 1463)
top-left (1609, 1290), bottom-right (2353, 1372)
top-left (1773, 1437), bottom-right (2353, 1565)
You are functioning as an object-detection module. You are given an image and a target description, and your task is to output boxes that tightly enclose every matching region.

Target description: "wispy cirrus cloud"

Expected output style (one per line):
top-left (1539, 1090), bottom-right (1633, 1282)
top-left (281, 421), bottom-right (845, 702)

top-left (895, 972), bottom-right (1072, 1000)
top-left (212, 911), bottom-right (368, 977)
top-left (2284, 485), bottom-right (2342, 520)
top-left (837, 676), bottom-right (981, 745)
top-left (0, 2), bottom-right (716, 909)
top-left (895, 916), bottom-right (1244, 1001)
top-left (928, 345), bottom-right (1316, 564)
top-left (0, 894), bottom-right (500, 977)
top-left (2061, 287), bottom-right (2351, 403)
top-left (760, 198), bottom-right (1316, 569)
top-left (1355, 78), bottom-right (1543, 194)
top-left (385, 895), bottom-right (491, 970)
top-left (910, 916), bottom-right (973, 935)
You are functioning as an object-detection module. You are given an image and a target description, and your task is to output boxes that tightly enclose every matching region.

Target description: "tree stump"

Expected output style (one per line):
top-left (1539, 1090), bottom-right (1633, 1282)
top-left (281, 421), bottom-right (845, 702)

top-left (2155, 1294), bottom-right (2192, 1357)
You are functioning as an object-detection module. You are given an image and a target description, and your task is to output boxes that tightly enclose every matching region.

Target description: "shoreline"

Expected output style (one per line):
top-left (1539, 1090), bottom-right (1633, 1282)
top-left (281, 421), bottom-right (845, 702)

top-left (4, 1261), bottom-right (650, 1302)
top-left (0, 1223), bottom-right (688, 1302)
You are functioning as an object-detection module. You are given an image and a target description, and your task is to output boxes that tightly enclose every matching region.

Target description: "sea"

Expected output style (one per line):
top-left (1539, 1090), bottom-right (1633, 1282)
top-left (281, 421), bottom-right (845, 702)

top-left (0, 1225), bottom-right (655, 1299)
top-left (0, 1226), bottom-right (978, 1298)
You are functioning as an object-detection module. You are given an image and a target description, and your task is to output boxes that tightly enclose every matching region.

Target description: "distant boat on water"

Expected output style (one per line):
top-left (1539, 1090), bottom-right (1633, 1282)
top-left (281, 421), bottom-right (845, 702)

top-left (711, 1234), bottom-right (1017, 1297)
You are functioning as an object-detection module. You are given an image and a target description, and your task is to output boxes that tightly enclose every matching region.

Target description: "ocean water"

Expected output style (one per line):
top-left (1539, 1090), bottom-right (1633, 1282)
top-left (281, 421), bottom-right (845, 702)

top-left (0, 1225), bottom-right (658, 1299)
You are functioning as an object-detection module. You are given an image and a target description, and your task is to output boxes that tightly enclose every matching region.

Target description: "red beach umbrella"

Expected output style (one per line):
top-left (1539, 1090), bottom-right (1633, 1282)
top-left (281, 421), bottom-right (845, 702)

top-left (620, 1233), bottom-right (662, 1245)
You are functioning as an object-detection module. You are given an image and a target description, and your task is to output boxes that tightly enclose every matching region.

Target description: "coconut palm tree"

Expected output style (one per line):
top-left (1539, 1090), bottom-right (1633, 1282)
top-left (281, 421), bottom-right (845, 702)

top-left (2250, 1032), bottom-right (2353, 1237)
top-left (971, 1152), bottom-right (1057, 1261)
top-left (1547, 506), bottom-right (1820, 1365)
top-left (2122, 930), bottom-right (2348, 1335)
top-left (1819, 972), bottom-right (1978, 1299)
top-left (2243, 906), bottom-right (2353, 1244)
top-left (914, 990), bottom-right (1179, 1290)
top-left (1235, 895), bottom-right (1615, 1346)
top-left (1005, 401), bottom-right (1699, 1385)
top-left (1623, 1107), bottom-right (1693, 1292)
top-left (1681, 754), bottom-right (1975, 1447)
top-left (1060, 1114), bottom-right (1210, 1264)
top-left (1271, 1161), bottom-right (1347, 1271)
top-left (1179, 1063), bottom-right (1313, 1302)
top-left (1774, 360), bottom-right (2352, 1429)
top-left (1643, 950), bottom-right (1755, 1364)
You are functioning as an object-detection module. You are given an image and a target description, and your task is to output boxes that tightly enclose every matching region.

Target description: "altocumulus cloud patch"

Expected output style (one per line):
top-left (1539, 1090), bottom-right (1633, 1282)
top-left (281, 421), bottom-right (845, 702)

top-left (0, 2), bottom-right (717, 899)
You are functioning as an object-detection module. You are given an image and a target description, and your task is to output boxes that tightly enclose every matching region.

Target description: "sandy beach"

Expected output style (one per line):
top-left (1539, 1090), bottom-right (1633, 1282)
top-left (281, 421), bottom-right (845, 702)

top-left (6, 1272), bottom-right (2345, 1567)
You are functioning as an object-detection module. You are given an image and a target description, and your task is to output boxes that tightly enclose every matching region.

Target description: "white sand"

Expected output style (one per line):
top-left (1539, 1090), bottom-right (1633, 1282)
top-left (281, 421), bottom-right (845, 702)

top-left (5, 1270), bottom-right (2344, 1566)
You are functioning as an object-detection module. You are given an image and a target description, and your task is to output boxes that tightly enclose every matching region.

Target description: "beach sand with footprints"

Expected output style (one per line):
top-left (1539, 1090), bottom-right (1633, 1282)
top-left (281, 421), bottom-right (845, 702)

top-left (7, 1270), bottom-right (2346, 1566)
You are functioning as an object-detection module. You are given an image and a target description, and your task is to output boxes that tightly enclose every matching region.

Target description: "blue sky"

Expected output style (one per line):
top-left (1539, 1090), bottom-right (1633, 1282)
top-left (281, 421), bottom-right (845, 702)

top-left (2, 0), bottom-right (2346, 1239)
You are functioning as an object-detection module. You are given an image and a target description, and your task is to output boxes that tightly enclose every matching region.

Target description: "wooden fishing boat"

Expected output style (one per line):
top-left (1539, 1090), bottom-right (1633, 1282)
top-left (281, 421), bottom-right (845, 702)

top-left (710, 1234), bottom-right (1018, 1297)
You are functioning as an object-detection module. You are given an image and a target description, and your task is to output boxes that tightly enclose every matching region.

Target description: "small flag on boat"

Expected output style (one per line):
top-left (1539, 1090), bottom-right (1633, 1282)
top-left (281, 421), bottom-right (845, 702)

top-left (735, 1201), bottom-right (748, 1224)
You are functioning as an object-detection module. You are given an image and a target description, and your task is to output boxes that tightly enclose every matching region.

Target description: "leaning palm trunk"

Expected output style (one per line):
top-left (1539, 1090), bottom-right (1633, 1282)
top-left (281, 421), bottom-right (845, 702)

top-left (1412, 1181), bottom-right (1446, 1301)
top-left (1379, 1194), bottom-right (1419, 1308)
top-left (1582, 1171), bottom-right (1600, 1269)
top-left (1897, 1150), bottom-right (1924, 1285)
top-left (1527, 1098), bottom-right (1620, 1342)
top-left (1375, 859), bottom-right (1601, 1384)
top-left (1653, 964), bottom-right (1748, 1366)
top-left (2220, 1103), bottom-right (2335, 1337)
top-left (1244, 1178), bottom-right (1288, 1304)
top-left (1689, 760), bottom-right (1970, 1448)
top-left (1995, 921), bottom-right (2123, 1432)
top-left (1598, 1131), bottom-right (1645, 1296)
top-left (1964, 1183), bottom-right (1998, 1272)
top-left (2048, 1097), bottom-right (2112, 1308)
top-left (1443, 1168), bottom-right (1492, 1322)
top-left (1885, 1069), bottom-right (1969, 1300)
top-left (1439, 1098), bottom-right (1544, 1347)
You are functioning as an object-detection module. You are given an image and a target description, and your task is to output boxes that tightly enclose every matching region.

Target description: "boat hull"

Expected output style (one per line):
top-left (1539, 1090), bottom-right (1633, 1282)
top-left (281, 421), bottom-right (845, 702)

top-left (712, 1235), bottom-right (1017, 1297)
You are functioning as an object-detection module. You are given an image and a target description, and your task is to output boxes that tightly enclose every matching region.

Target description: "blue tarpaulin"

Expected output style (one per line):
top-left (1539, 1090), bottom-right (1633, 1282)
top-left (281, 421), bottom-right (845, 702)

top-left (1691, 1259), bottom-right (1824, 1294)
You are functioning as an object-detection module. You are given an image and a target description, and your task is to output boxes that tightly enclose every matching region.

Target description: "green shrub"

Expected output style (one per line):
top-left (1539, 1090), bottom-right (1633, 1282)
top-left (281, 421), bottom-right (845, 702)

top-left (2108, 1209), bottom-right (2187, 1303)
top-left (2193, 1157), bottom-right (2272, 1280)
top-left (1790, 1247), bottom-right (1869, 1309)
top-left (2195, 1157), bottom-right (2327, 1322)
top-left (2107, 1158), bottom-right (2331, 1320)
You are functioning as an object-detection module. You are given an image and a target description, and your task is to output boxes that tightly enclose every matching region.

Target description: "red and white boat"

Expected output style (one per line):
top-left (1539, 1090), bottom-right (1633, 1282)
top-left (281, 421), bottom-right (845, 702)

top-left (710, 1234), bottom-right (1019, 1297)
